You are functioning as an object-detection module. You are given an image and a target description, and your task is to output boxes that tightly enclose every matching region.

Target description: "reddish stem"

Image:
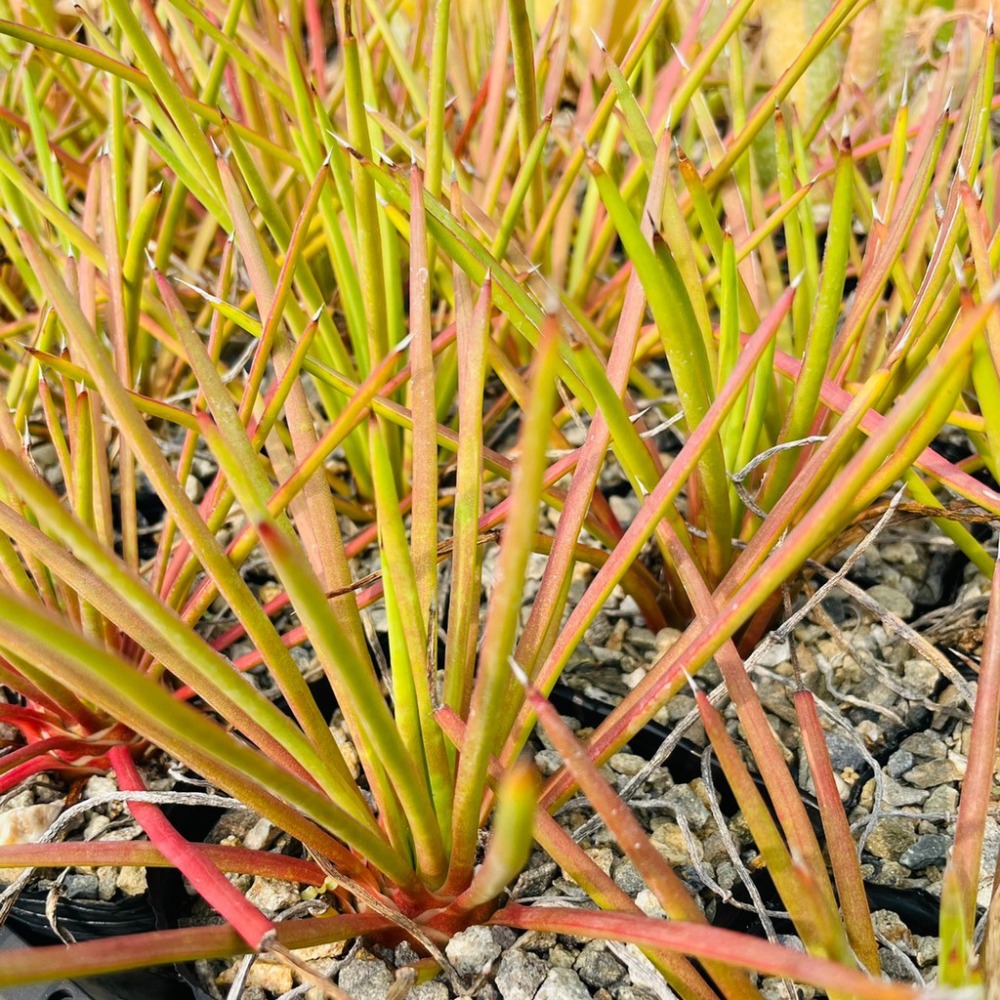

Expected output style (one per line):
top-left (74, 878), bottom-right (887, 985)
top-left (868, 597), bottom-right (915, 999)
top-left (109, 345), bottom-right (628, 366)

top-left (0, 840), bottom-right (326, 886)
top-left (108, 745), bottom-right (275, 950)
top-left (0, 755), bottom-right (103, 795)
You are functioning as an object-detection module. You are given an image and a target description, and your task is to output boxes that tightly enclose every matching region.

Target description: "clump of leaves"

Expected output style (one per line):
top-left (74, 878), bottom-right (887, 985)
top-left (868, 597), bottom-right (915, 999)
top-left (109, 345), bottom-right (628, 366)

top-left (0, 0), bottom-right (998, 997)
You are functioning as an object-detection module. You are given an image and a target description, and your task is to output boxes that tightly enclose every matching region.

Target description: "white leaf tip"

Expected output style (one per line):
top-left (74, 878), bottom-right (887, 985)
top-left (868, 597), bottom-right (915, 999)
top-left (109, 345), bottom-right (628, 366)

top-left (507, 656), bottom-right (529, 687)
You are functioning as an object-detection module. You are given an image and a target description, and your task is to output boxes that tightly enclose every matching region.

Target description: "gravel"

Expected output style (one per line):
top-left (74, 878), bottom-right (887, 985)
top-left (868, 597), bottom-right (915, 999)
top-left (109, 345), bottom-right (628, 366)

top-left (899, 834), bottom-right (951, 869)
top-left (864, 818), bottom-right (918, 860)
top-left (244, 876), bottom-right (301, 916)
top-left (885, 749), bottom-right (914, 778)
top-left (495, 950), bottom-right (549, 1000)
top-left (902, 759), bottom-right (964, 788)
top-left (338, 955), bottom-right (394, 1000)
top-left (864, 584), bottom-right (914, 619)
top-left (63, 873), bottom-right (100, 899)
top-left (574, 942), bottom-right (626, 988)
top-left (411, 983), bottom-right (451, 1000)
top-left (534, 967), bottom-right (593, 1000)
top-left (445, 925), bottom-right (502, 977)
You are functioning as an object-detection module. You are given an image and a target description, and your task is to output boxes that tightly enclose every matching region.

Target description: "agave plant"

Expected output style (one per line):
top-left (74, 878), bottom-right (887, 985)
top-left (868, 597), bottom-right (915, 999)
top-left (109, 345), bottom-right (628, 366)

top-left (0, 0), bottom-right (998, 996)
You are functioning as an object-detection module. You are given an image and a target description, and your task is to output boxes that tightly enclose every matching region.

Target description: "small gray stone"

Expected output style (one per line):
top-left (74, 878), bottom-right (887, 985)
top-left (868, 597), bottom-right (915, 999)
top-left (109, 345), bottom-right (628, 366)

top-left (900, 733), bottom-right (947, 759)
top-left (84, 775), bottom-right (118, 800)
top-left (663, 694), bottom-right (696, 723)
top-left (882, 541), bottom-right (921, 567)
top-left (535, 967), bottom-right (592, 1000)
top-left (338, 957), bottom-right (393, 1000)
top-left (878, 776), bottom-right (930, 808)
top-left (758, 678), bottom-right (798, 724)
top-left (823, 731), bottom-right (868, 772)
top-left (496, 949), bottom-right (548, 1000)
top-left (904, 759), bottom-right (962, 788)
top-left (574, 942), bottom-right (625, 988)
top-left (608, 753), bottom-right (647, 776)
top-left (650, 821), bottom-right (700, 865)
top-left (623, 667), bottom-right (647, 690)
top-left (592, 646), bottom-right (623, 666)
top-left (886, 750), bottom-right (914, 778)
top-left (913, 935), bottom-right (941, 967)
top-left (115, 866), bottom-right (147, 897)
top-left (492, 926), bottom-right (519, 950)
top-left (242, 818), bottom-right (276, 851)
top-left (700, 832), bottom-right (732, 865)
top-left (878, 948), bottom-right (918, 981)
top-left (983, 817), bottom-right (1000, 872)
top-left (534, 750), bottom-right (563, 777)
top-left (183, 474), bottom-right (204, 502)
top-left (625, 627), bottom-right (658, 651)
top-left (445, 925), bottom-right (502, 976)
top-left (96, 865), bottom-right (118, 901)
top-left (612, 859), bottom-right (645, 896)
top-left (868, 860), bottom-right (910, 887)
top-left (902, 660), bottom-right (938, 698)
top-left (410, 982), bottom-right (449, 1000)
top-left (63, 873), bottom-right (99, 899)
top-left (934, 683), bottom-right (971, 730)
top-left (754, 639), bottom-right (791, 668)
top-left (634, 889), bottom-right (666, 918)
top-left (661, 785), bottom-right (710, 830)
top-left (244, 876), bottom-right (300, 916)
top-left (866, 585), bottom-right (913, 619)
top-left (760, 978), bottom-right (796, 1000)
top-left (866, 817), bottom-right (917, 860)
top-left (900, 834), bottom-right (950, 869)
top-left (609, 495), bottom-right (640, 524)
top-left (924, 785), bottom-right (959, 814)
top-left (548, 945), bottom-right (578, 969)
top-left (584, 847), bottom-right (615, 876)
top-left (655, 628), bottom-right (682, 655)
top-left (395, 941), bottom-right (420, 966)
top-left (576, 636), bottom-right (596, 671)
top-left (514, 863), bottom-right (556, 897)
top-left (83, 814), bottom-right (111, 841)
top-left (616, 989), bottom-right (660, 1000)
top-left (208, 808), bottom-right (260, 843)
top-left (775, 934), bottom-right (806, 953)
top-left (618, 596), bottom-right (640, 617)
top-left (871, 909), bottom-right (914, 949)
top-left (189, 457), bottom-right (216, 480)
top-left (518, 931), bottom-right (557, 953)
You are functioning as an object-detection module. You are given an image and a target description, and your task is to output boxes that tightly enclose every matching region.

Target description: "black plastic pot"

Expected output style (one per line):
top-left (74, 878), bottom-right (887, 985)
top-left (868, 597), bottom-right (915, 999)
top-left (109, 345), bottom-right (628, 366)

top-left (0, 797), bottom-right (223, 1000)
top-left (0, 923), bottom-right (89, 1000)
top-left (0, 920), bottom-right (212, 1000)
top-left (1, 877), bottom-right (213, 1000)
